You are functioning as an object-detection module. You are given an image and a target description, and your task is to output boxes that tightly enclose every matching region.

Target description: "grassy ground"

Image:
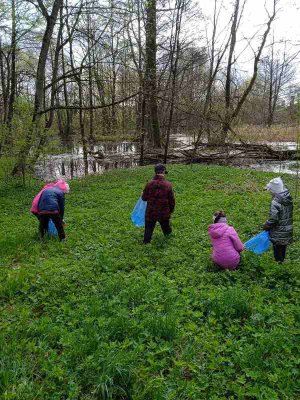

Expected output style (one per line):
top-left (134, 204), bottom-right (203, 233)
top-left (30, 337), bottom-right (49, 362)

top-left (0, 164), bottom-right (300, 400)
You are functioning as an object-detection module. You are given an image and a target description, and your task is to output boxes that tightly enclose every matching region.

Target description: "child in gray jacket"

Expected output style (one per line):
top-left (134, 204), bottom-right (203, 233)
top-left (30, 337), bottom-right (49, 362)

top-left (263, 177), bottom-right (293, 262)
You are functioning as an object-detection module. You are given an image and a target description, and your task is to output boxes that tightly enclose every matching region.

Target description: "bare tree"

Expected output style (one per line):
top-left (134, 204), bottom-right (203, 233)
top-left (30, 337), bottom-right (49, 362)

top-left (261, 40), bottom-right (297, 126)
top-left (193, 0), bottom-right (231, 152)
top-left (220, 0), bottom-right (278, 142)
top-left (222, 0), bottom-right (244, 141)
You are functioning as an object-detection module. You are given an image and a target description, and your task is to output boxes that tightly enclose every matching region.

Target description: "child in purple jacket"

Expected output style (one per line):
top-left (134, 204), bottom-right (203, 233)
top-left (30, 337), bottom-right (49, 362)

top-left (208, 210), bottom-right (245, 270)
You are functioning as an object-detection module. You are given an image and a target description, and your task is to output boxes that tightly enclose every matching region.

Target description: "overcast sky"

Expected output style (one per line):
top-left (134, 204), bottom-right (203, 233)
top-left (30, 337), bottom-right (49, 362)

top-left (197, 0), bottom-right (300, 77)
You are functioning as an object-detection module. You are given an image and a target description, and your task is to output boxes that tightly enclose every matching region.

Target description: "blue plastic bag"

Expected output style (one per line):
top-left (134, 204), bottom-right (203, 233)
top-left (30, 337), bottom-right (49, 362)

top-left (131, 197), bottom-right (147, 227)
top-left (48, 219), bottom-right (58, 236)
top-left (245, 231), bottom-right (271, 254)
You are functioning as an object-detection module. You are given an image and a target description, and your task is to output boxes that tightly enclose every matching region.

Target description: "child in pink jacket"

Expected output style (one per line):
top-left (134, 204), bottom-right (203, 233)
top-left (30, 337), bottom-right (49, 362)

top-left (208, 210), bottom-right (244, 270)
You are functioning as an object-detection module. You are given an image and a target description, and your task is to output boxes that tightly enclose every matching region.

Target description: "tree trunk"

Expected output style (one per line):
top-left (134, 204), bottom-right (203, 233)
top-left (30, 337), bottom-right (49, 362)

top-left (61, 44), bottom-right (72, 143)
top-left (164, 0), bottom-right (183, 163)
top-left (0, 41), bottom-right (8, 124)
top-left (109, 0), bottom-right (117, 136)
top-left (145, 0), bottom-right (161, 147)
top-left (46, 7), bottom-right (64, 130)
top-left (222, 0), bottom-right (240, 143)
top-left (12, 0), bottom-right (62, 175)
top-left (34, 0), bottom-right (62, 121)
top-left (78, 75), bottom-right (89, 175)
top-left (230, 1), bottom-right (277, 125)
top-left (94, 66), bottom-right (110, 135)
top-left (6, 0), bottom-right (17, 131)
top-left (267, 42), bottom-right (274, 127)
top-left (87, 9), bottom-right (94, 142)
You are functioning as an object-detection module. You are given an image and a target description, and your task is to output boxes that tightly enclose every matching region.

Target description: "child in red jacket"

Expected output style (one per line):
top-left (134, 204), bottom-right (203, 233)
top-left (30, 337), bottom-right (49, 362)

top-left (142, 164), bottom-right (175, 244)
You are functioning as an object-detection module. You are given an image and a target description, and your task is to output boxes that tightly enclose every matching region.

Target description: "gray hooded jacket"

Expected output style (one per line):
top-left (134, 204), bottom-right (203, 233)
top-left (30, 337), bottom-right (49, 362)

top-left (267, 189), bottom-right (293, 245)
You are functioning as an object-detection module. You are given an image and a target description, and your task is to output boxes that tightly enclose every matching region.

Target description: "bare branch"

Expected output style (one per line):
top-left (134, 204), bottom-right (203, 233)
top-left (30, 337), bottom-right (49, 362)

top-left (38, 91), bottom-right (140, 114)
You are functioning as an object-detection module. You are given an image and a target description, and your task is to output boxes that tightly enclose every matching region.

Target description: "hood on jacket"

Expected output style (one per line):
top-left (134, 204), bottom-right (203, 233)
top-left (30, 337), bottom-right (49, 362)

top-left (208, 223), bottom-right (229, 239)
top-left (54, 179), bottom-right (70, 193)
top-left (274, 189), bottom-right (293, 206)
top-left (266, 177), bottom-right (284, 193)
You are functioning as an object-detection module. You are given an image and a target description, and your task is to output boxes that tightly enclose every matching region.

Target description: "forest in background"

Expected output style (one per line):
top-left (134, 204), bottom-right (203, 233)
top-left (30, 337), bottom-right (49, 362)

top-left (0, 0), bottom-right (299, 175)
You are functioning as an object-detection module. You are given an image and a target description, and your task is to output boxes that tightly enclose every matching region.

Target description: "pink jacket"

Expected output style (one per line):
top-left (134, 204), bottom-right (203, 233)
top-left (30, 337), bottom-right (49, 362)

top-left (30, 179), bottom-right (69, 215)
top-left (208, 223), bottom-right (245, 270)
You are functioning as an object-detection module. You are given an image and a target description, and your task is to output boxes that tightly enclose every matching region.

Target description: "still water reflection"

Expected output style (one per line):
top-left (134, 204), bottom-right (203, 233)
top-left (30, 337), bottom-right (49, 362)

top-left (35, 136), bottom-right (192, 180)
top-left (35, 136), bottom-right (298, 181)
top-left (35, 150), bottom-right (139, 180)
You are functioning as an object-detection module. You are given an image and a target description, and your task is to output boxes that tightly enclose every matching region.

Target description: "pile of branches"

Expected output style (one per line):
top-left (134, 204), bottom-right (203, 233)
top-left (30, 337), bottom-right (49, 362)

top-left (180, 142), bottom-right (298, 163)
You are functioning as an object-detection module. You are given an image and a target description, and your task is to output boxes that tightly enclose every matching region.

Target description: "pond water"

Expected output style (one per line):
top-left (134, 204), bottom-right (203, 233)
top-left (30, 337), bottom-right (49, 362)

top-left (35, 135), bottom-right (299, 181)
top-left (246, 142), bottom-right (299, 175)
top-left (245, 160), bottom-right (299, 175)
top-left (35, 135), bottom-right (193, 180)
top-left (261, 141), bottom-right (297, 151)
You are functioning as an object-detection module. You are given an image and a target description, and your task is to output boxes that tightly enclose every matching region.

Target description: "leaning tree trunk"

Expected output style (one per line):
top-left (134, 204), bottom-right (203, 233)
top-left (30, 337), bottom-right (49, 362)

top-left (229, 1), bottom-right (277, 127)
top-left (12, 0), bottom-right (62, 175)
top-left (46, 9), bottom-right (64, 130)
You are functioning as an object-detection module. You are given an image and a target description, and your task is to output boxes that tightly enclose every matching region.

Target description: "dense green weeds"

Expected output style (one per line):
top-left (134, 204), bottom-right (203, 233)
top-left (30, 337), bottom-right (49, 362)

top-left (0, 164), bottom-right (300, 399)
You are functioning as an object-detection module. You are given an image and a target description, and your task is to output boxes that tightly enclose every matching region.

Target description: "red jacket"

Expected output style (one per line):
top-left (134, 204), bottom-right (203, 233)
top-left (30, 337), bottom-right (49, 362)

top-left (142, 175), bottom-right (175, 221)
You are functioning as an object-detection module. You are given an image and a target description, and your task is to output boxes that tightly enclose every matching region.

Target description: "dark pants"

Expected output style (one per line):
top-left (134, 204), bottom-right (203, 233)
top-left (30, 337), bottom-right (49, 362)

top-left (39, 214), bottom-right (65, 241)
top-left (273, 244), bottom-right (287, 263)
top-left (143, 219), bottom-right (172, 244)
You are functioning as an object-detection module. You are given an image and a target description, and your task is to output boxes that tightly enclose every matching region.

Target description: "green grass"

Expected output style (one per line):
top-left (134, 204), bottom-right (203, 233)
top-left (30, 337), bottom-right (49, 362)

top-left (0, 164), bottom-right (300, 400)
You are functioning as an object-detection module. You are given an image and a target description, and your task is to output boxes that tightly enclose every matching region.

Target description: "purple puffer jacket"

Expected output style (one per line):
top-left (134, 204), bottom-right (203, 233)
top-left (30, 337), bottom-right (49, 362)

top-left (208, 223), bottom-right (245, 270)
